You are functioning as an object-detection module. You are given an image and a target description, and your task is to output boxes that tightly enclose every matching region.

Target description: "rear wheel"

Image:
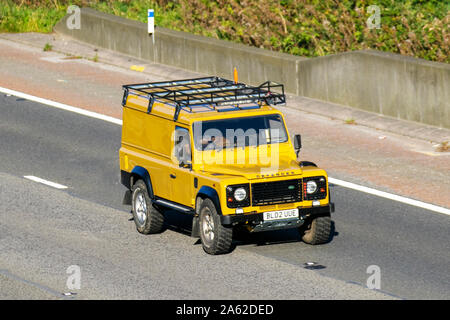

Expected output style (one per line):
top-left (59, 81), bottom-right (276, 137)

top-left (131, 180), bottom-right (164, 234)
top-left (199, 198), bottom-right (233, 255)
top-left (299, 214), bottom-right (332, 245)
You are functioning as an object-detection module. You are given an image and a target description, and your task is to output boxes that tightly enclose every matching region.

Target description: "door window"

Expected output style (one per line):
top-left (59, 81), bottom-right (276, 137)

top-left (174, 126), bottom-right (192, 165)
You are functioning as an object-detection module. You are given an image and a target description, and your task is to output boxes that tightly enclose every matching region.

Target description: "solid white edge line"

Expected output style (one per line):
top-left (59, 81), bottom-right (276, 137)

top-left (2, 86), bottom-right (449, 216)
top-left (24, 176), bottom-right (68, 190)
top-left (328, 177), bottom-right (450, 216)
top-left (0, 86), bottom-right (122, 126)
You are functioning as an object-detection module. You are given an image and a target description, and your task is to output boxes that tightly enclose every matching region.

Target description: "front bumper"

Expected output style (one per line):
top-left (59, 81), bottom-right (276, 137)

top-left (221, 203), bottom-right (334, 231)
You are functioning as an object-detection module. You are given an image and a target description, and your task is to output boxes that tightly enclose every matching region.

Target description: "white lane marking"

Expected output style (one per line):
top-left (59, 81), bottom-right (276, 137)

top-left (0, 87), bottom-right (122, 126)
top-left (329, 177), bottom-right (450, 216)
top-left (24, 176), bottom-right (68, 190)
top-left (2, 86), bottom-right (449, 216)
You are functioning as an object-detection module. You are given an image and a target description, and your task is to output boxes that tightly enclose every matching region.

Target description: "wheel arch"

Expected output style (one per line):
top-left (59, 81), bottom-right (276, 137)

top-left (300, 161), bottom-right (318, 167)
top-left (130, 166), bottom-right (154, 199)
top-left (196, 186), bottom-right (221, 215)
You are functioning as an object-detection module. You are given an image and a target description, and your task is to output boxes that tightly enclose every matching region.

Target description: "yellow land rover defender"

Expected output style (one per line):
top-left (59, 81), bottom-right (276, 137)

top-left (120, 77), bottom-right (334, 254)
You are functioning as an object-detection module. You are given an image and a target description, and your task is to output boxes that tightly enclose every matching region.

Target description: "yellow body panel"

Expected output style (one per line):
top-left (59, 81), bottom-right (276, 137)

top-left (120, 91), bottom-right (330, 216)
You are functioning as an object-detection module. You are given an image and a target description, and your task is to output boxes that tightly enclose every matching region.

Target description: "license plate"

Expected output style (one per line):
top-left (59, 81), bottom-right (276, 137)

top-left (263, 208), bottom-right (299, 221)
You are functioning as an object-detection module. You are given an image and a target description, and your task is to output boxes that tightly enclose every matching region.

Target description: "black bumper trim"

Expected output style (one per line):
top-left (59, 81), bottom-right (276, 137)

top-left (121, 170), bottom-right (131, 189)
top-left (221, 204), bottom-right (334, 226)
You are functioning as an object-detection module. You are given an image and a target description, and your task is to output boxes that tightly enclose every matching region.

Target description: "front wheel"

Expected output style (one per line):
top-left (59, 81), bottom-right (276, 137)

top-left (299, 214), bottom-right (332, 245)
top-left (199, 198), bottom-right (233, 255)
top-left (131, 180), bottom-right (164, 234)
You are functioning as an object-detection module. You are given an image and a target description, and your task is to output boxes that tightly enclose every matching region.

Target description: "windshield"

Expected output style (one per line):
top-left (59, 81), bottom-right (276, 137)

top-left (193, 114), bottom-right (288, 151)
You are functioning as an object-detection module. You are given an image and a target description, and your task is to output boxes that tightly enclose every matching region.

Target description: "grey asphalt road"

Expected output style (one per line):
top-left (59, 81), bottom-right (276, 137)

top-left (0, 94), bottom-right (449, 300)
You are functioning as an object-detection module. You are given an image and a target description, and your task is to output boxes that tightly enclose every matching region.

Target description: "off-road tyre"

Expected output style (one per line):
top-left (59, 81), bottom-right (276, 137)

top-left (199, 198), bottom-right (233, 255)
top-left (299, 214), bottom-right (332, 245)
top-left (131, 180), bottom-right (164, 234)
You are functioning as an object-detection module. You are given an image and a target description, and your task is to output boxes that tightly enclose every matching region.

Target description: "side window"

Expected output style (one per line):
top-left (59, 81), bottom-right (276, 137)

top-left (174, 126), bottom-right (192, 164)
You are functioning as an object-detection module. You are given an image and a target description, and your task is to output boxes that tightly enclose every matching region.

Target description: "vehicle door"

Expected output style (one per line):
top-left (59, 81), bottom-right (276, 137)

top-left (169, 126), bottom-right (194, 207)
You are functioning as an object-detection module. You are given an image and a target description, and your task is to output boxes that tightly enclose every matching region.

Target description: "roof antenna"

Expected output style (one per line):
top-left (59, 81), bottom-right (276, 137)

top-left (233, 67), bottom-right (238, 84)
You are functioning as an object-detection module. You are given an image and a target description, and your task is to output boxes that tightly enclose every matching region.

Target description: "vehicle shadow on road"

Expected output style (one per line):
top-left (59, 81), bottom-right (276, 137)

top-left (234, 220), bottom-right (338, 249)
top-left (162, 210), bottom-right (196, 235)
top-left (161, 210), bottom-right (338, 252)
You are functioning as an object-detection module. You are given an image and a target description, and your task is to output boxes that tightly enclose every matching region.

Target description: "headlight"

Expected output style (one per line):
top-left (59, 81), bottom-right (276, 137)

top-left (306, 180), bottom-right (317, 194)
top-left (234, 187), bottom-right (247, 201)
top-left (303, 177), bottom-right (327, 200)
top-left (226, 184), bottom-right (250, 208)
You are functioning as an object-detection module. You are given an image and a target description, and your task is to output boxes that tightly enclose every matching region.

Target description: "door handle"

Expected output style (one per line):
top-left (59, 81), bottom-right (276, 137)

top-left (170, 174), bottom-right (176, 179)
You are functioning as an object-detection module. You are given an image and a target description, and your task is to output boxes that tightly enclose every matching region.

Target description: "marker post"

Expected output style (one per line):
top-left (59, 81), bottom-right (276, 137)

top-left (148, 9), bottom-right (155, 61)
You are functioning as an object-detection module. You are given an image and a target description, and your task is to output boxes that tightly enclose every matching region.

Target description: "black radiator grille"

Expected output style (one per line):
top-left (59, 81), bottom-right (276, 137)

top-left (251, 179), bottom-right (302, 206)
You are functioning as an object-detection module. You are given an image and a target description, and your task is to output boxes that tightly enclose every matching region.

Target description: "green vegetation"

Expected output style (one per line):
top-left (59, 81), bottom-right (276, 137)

top-left (43, 42), bottom-right (53, 51)
top-left (344, 118), bottom-right (357, 125)
top-left (0, 1), bottom-right (66, 33)
top-left (0, 0), bottom-right (448, 63)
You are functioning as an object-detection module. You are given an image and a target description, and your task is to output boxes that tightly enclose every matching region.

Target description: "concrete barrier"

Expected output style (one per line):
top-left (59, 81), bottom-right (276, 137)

top-left (54, 8), bottom-right (304, 94)
top-left (155, 27), bottom-right (304, 95)
top-left (54, 8), bottom-right (450, 128)
top-left (297, 51), bottom-right (450, 128)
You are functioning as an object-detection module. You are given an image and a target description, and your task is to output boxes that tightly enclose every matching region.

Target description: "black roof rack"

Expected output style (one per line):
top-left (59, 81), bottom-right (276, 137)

top-left (122, 76), bottom-right (286, 121)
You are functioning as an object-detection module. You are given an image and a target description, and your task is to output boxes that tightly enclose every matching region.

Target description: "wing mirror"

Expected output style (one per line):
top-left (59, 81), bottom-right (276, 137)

top-left (293, 134), bottom-right (301, 157)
